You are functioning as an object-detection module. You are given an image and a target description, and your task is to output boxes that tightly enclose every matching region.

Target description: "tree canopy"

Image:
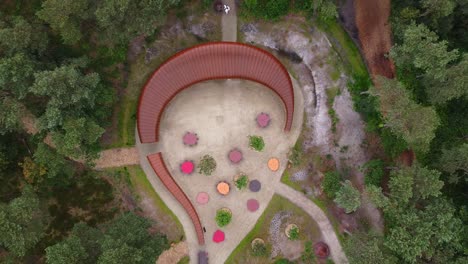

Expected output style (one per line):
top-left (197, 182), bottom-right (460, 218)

top-left (371, 76), bottom-right (440, 153)
top-left (45, 213), bottom-right (169, 264)
top-left (0, 186), bottom-right (47, 257)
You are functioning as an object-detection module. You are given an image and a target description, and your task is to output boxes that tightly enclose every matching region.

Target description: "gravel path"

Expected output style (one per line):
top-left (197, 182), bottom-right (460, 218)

top-left (275, 183), bottom-right (348, 264)
top-left (221, 0), bottom-right (237, 41)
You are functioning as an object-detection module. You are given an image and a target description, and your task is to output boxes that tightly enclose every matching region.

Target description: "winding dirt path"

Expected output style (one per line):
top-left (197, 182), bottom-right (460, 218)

top-left (354, 0), bottom-right (395, 78)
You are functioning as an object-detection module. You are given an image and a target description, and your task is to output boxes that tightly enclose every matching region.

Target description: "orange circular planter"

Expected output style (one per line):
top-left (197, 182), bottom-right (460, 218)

top-left (216, 181), bottom-right (230, 196)
top-left (268, 158), bottom-right (280, 171)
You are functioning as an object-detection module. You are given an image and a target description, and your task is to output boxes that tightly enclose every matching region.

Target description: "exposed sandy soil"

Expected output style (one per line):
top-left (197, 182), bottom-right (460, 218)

top-left (94, 147), bottom-right (139, 169)
top-left (242, 18), bottom-right (384, 232)
top-left (354, 0), bottom-right (395, 78)
top-left (156, 242), bottom-right (188, 264)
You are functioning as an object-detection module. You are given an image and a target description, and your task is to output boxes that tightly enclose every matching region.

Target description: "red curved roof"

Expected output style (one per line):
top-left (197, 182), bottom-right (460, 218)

top-left (138, 42), bottom-right (294, 143)
top-left (147, 153), bottom-right (205, 245)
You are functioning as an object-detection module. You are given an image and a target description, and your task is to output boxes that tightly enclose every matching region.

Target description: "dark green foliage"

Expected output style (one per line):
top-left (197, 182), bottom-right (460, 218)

top-left (215, 209), bottom-right (232, 227)
top-left (438, 143), bottom-right (468, 183)
top-left (46, 172), bottom-right (116, 242)
top-left (234, 174), bottom-right (248, 190)
top-left (334, 180), bottom-right (361, 213)
top-left (95, 0), bottom-right (180, 45)
top-left (301, 241), bottom-right (316, 263)
top-left (251, 240), bottom-right (268, 257)
top-left (371, 77), bottom-right (440, 153)
top-left (381, 164), bottom-right (462, 263)
top-left (0, 53), bottom-right (36, 99)
top-left (347, 74), bottom-right (408, 158)
top-left (363, 159), bottom-right (384, 187)
top-left (249, 135), bottom-right (265, 151)
top-left (0, 185), bottom-right (47, 257)
top-left (198, 155), bottom-right (216, 175)
top-left (287, 226), bottom-right (299, 240)
top-left (322, 171), bottom-right (341, 199)
top-left (36, 0), bottom-right (92, 45)
top-left (344, 231), bottom-right (396, 264)
top-left (46, 213), bottom-right (169, 264)
top-left (0, 15), bottom-right (48, 55)
top-left (33, 143), bottom-right (74, 185)
top-left (289, 140), bottom-right (303, 167)
top-left (242, 0), bottom-right (289, 20)
top-left (274, 258), bottom-right (295, 264)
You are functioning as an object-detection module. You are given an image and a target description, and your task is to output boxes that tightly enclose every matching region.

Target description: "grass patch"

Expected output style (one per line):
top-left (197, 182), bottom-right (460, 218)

top-left (226, 195), bottom-right (322, 263)
top-left (177, 256), bottom-right (190, 264)
top-left (280, 170), bottom-right (303, 193)
top-left (326, 87), bottom-right (340, 134)
top-left (320, 19), bottom-right (368, 77)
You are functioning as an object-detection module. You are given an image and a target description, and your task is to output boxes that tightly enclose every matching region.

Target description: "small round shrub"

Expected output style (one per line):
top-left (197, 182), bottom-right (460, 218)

top-left (234, 174), bottom-right (249, 190)
top-left (249, 135), bottom-right (265, 151)
top-left (363, 159), bottom-right (384, 187)
top-left (287, 225), bottom-right (299, 240)
top-left (322, 171), bottom-right (341, 199)
top-left (251, 240), bottom-right (268, 257)
top-left (198, 155), bottom-right (216, 175)
top-left (215, 208), bottom-right (232, 227)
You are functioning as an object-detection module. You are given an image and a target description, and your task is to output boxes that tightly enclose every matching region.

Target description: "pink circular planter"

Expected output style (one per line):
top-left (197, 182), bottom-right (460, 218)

top-left (196, 192), bottom-right (210, 205)
top-left (247, 199), bottom-right (259, 212)
top-left (314, 242), bottom-right (330, 258)
top-left (180, 160), bottom-right (195, 174)
top-left (183, 132), bottom-right (198, 146)
top-left (256, 112), bottom-right (271, 128)
top-left (213, 230), bottom-right (225, 243)
top-left (228, 149), bottom-right (243, 164)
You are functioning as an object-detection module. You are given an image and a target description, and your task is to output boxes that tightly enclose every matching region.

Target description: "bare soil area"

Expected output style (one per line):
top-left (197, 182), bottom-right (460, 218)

top-left (354, 0), bottom-right (395, 78)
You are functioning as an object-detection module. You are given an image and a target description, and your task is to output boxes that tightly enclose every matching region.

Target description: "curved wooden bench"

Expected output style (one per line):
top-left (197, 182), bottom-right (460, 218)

top-left (138, 42), bottom-right (294, 143)
top-left (147, 153), bottom-right (205, 245)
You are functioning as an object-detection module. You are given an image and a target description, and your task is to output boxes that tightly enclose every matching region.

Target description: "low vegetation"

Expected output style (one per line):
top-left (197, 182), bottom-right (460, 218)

top-left (251, 239), bottom-right (268, 257)
top-left (249, 135), bottom-right (265, 151)
top-left (286, 225), bottom-right (300, 240)
top-left (215, 208), bottom-right (232, 227)
top-left (334, 180), bottom-right (361, 213)
top-left (234, 174), bottom-right (249, 190)
top-left (198, 155), bottom-right (216, 176)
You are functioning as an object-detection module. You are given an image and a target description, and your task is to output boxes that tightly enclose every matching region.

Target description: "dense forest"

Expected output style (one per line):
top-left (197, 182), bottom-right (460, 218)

top-left (0, 0), bottom-right (466, 263)
top-left (0, 0), bottom-right (181, 263)
top-left (343, 0), bottom-right (468, 263)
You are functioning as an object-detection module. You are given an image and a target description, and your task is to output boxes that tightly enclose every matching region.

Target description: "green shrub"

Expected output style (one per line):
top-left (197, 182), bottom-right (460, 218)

top-left (287, 226), bottom-right (299, 240)
top-left (363, 159), bottom-right (384, 187)
top-left (242, 0), bottom-right (290, 20)
top-left (215, 209), bottom-right (232, 227)
top-left (289, 141), bottom-right (303, 166)
top-left (274, 258), bottom-right (294, 264)
top-left (177, 256), bottom-right (190, 264)
top-left (251, 240), bottom-right (268, 257)
top-left (334, 180), bottom-right (361, 213)
top-left (301, 241), bottom-right (316, 263)
top-left (288, 229), bottom-right (299, 241)
top-left (249, 135), bottom-right (265, 151)
top-left (322, 171), bottom-right (341, 199)
top-left (234, 174), bottom-right (248, 190)
top-left (264, 0), bottom-right (289, 20)
top-left (198, 155), bottom-right (216, 175)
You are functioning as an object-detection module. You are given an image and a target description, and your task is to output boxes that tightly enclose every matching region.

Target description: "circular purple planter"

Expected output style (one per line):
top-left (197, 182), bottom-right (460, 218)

top-left (228, 148), bottom-right (243, 164)
top-left (247, 199), bottom-right (259, 212)
top-left (256, 113), bottom-right (271, 128)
